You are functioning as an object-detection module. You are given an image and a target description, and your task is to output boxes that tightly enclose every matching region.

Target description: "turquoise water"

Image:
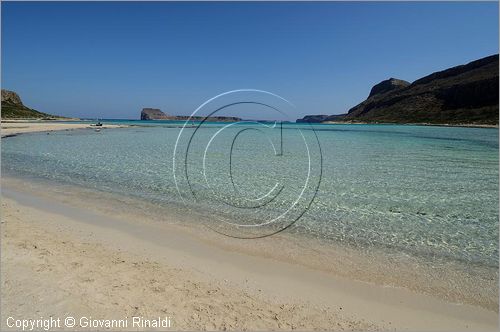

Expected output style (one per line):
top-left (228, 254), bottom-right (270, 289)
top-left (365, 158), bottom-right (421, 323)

top-left (2, 122), bottom-right (498, 270)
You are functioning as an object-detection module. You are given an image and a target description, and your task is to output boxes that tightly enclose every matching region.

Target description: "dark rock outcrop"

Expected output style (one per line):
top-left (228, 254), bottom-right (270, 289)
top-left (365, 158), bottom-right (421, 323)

top-left (1, 90), bottom-right (23, 105)
top-left (140, 107), bottom-right (241, 122)
top-left (141, 108), bottom-right (170, 120)
top-left (323, 55), bottom-right (499, 125)
top-left (368, 78), bottom-right (410, 98)
top-left (296, 115), bottom-right (330, 123)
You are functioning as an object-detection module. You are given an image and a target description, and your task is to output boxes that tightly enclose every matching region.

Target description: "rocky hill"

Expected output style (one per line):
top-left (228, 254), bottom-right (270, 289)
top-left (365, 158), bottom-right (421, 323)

top-left (297, 55), bottom-right (499, 125)
top-left (2, 90), bottom-right (23, 105)
top-left (367, 78), bottom-right (410, 98)
top-left (1, 89), bottom-right (61, 119)
top-left (141, 108), bottom-right (171, 120)
top-left (296, 115), bottom-right (330, 123)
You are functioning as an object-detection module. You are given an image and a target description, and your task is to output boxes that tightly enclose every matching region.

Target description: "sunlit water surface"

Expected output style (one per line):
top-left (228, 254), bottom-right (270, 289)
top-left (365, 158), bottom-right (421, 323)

top-left (2, 122), bottom-right (498, 287)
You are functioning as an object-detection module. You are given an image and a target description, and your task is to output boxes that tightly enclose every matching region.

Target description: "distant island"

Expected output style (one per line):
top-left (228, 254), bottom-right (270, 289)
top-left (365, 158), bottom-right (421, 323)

top-left (141, 108), bottom-right (242, 122)
top-left (1, 89), bottom-right (68, 120)
top-left (297, 54), bottom-right (499, 126)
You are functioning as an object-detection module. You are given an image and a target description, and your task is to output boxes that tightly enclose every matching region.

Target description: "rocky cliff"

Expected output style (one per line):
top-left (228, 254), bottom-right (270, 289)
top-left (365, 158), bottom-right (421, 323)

top-left (297, 55), bottom-right (499, 125)
top-left (296, 115), bottom-right (330, 123)
top-left (141, 108), bottom-right (170, 120)
top-left (367, 78), bottom-right (410, 98)
top-left (1, 90), bottom-right (23, 105)
top-left (1, 89), bottom-right (58, 119)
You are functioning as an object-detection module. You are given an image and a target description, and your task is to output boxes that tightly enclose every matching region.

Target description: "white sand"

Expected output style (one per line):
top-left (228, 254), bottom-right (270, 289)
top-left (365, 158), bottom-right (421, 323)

top-left (1, 121), bottom-right (127, 137)
top-left (1, 197), bottom-right (379, 331)
top-left (1, 182), bottom-right (497, 331)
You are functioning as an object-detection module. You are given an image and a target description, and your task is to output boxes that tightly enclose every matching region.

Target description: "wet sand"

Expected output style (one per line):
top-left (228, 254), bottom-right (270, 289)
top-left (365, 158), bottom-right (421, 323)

top-left (1, 179), bottom-right (497, 331)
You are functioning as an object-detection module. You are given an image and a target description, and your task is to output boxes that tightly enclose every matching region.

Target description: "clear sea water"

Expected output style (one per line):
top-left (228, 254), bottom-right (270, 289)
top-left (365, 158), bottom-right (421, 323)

top-left (2, 121), bottom-right (499, 271)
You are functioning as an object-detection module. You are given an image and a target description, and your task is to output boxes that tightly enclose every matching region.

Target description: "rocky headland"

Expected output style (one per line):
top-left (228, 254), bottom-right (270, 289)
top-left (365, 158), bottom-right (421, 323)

top-left (140, 108), bottom-right (171, 120)
top-left (140, 107), bottom-right (241, 122)
top-left (297, 54), bottom-right (499, 126)
top-left (1, 89), bottom-right (66, 119)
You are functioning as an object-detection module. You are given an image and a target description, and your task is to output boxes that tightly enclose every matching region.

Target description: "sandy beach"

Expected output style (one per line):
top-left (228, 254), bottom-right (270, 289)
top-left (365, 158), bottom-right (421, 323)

top-left (0, 190), bottom-right (378, 331)
top-left (0, 115), bottom-right (498, 331)
top-left (1, 121), bottom-right (127, 137)
top-left (1, 177), bottom-right (498, 331)
top-left (2, 1), bottom-right (498, 330)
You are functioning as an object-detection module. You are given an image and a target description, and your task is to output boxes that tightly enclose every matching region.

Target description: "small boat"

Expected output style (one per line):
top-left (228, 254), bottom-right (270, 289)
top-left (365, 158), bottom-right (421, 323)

top-left (95, 128), bottom-right (101, 132)
top-left (91, 118), bottom-right (103, 127)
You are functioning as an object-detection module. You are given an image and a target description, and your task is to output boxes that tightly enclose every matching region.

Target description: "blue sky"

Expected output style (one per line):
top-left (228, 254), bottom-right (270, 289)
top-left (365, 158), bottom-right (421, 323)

top-left (2, 2), bottom-right (498, 120)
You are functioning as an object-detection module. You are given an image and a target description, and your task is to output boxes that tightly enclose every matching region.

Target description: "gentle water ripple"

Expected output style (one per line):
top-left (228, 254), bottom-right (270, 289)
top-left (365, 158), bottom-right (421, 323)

top-left (2, 123), bottom-right (498, 269)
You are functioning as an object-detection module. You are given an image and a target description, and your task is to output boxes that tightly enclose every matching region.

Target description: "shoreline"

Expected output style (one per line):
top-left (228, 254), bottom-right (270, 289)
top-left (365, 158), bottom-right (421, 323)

top-left (1, 176), bottom-right (498, 331)
top-left (2, 174), bottom-right (497, 311)
top-left (3, 194), bottom-right (375, 331)
top-left (2, 174), bottom-right (498, 310)
top-left (318, 121), bottom-right (499, 128)
top-left (3, 119), bottom-right (498, 134)
top-left (0, 121), bottom-right (128, 138)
